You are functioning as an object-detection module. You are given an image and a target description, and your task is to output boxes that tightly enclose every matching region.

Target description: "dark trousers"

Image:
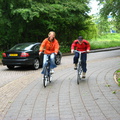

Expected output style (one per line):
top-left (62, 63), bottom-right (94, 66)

top-left (73, 52), bottom-right (87, 72)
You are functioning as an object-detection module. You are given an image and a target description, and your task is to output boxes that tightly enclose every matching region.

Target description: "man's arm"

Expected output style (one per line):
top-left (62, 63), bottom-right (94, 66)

top-left (86, 41), bottom-right (90, 52)
top-left (54, 40), bottom-right (59, 55)
top-left (71, 40), bottom-right (76, 53)
top-left (39, 39), bottom-right (46, 55)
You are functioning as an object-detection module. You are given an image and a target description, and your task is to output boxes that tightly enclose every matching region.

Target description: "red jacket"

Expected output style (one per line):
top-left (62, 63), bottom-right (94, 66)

top-left (71, 39), bottom-right (90, 51)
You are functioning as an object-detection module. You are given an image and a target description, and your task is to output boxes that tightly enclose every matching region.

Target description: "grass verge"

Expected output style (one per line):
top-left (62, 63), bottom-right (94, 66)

top-left (116, 69), bottom-right (120, 86)
top-left (90, 33), bottom-right (120, 49)
top-left (90, 40), bottom-right (120, 49)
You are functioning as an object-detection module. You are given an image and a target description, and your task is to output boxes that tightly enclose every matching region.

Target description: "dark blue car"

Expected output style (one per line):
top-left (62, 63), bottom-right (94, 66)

top-left (2, 42), bottom-right (62, 70)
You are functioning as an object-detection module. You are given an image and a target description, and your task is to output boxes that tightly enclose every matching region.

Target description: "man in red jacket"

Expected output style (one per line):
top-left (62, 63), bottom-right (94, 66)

top-left (71, 36), bottom-right (90, 78)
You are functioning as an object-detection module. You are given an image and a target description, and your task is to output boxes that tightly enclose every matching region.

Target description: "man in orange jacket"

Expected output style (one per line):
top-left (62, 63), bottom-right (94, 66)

top-left (39, 31), bottom-right (59, 74)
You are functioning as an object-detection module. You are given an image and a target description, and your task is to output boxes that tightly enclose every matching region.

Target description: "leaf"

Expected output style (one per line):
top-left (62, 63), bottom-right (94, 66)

top-left (105, 84), bottom-right (111, 87)
top-left (112, 91), bottom-right (116, 94)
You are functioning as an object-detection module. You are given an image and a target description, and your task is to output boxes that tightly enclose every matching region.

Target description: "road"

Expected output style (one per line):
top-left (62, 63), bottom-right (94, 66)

top-left (0, 49), bottom-right (120, 120)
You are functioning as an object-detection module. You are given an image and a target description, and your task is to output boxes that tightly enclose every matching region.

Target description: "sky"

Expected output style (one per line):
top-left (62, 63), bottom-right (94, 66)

top-left (88, 0), bottom-right (101, 15)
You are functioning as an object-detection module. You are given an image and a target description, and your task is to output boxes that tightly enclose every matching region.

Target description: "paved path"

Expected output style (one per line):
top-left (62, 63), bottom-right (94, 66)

top-left (0, 49), bottom-right (120, 120)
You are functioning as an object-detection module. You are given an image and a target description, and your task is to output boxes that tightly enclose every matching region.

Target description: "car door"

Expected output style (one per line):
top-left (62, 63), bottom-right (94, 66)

top-left (33, 44), bottom-right (43, 66)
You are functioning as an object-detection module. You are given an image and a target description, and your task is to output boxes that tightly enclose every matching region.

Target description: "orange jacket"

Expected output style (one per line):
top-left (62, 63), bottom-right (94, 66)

top-left (39, 38), bottom-right (59, 54)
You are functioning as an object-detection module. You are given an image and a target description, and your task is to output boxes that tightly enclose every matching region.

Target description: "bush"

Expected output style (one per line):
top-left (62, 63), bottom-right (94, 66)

top-left (0, 51), bottom-right (4, 59)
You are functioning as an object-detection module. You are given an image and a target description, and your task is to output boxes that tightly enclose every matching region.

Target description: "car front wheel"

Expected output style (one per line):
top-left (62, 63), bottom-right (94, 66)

top-left (7, 65), bottom-right (14, 69)
top-left (32, 58), bottom-right (40, 70)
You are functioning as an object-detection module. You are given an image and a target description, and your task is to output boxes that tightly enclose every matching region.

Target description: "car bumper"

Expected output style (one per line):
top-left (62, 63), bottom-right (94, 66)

top-left (2, 58), bottom-right (34, 66)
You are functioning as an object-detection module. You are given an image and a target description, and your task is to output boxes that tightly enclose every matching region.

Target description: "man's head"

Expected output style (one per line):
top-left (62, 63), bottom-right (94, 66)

top-left (48, 31), bottom-right (55, 37)
top-left (78, 36), bottom-right (83, 44)
top-left (78, 36), bottom-right (83, 41)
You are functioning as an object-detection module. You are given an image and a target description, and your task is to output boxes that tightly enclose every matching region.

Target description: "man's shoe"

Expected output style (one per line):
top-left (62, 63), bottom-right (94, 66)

top-left (50, 69), bottom-right (54, 74)
top-left (74, 68), bottom-right (77, 70)
top-left (74, 64), bottom-right (77, 70)
top-left (82, 72), bottom-right (86, 78)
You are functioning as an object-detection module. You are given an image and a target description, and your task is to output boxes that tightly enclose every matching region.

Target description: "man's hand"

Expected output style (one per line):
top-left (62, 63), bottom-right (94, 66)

top-left (55, 52), bottom-right (57, 55)
top-left (86, 50), bottom-right (90, 52)
top-left (71, 49), bottom-right (74, 54)
top-left (39, 52), bottom-right (42, 55)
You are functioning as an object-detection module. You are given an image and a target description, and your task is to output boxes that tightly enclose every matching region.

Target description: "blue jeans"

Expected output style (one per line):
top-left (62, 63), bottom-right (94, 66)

top-left (41, 53), bottom-right (56, 74)
top-left (73, 52), bottom-right (87, 72)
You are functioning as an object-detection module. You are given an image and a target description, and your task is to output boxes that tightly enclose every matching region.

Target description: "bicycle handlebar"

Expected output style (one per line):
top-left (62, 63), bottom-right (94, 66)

top-left (73, 50), bottom-right (86, 54)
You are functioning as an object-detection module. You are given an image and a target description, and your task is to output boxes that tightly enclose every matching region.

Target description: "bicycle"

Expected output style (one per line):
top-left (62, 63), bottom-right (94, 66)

top-left (74, 50), bottom-right (86, 84)
top-left (43, 55), bottom-right (52, 87)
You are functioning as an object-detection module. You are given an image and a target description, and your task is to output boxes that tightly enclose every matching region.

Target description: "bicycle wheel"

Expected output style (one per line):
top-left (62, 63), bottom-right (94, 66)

top-left (77, 64), bottom-right (82, 84)
top-left (46, 60), bottom-right (52, 83)
top-left (48, 69), bottom-right (51, 83)
top-left (43, 66), bottom-right (48, 87)
top-left (48, 74), bottom-right (51, 83)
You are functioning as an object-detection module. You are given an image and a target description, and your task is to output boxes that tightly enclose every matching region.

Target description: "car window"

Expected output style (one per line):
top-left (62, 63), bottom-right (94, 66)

top-left (34, 45), bottom-right (40, 52)
top-left (10, 43), bottom-right (34, 50)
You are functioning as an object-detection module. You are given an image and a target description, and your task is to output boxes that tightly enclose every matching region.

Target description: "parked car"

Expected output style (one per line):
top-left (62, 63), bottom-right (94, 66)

top-left (2, 42), bottom-right (62, 70)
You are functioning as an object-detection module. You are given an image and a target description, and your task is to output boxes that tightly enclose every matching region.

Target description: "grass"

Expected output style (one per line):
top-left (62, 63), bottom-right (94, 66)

top-left (90, 33), bottom-right (120, 49)
top-left (116, 69), bottom-right (120, 87)
top-left (90, 40), bottom-right (120, 49)
top-left (116, 70), bottom-right (120, 73)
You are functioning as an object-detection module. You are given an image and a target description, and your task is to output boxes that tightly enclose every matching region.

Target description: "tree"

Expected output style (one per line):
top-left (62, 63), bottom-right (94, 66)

top-left (0, 0), bottom-right (96, 51)
top-left (97, 0), bottom-right (120, 32)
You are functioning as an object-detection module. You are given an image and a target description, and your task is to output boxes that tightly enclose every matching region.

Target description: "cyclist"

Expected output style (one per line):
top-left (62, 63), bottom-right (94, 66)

top-left (39, 31), bottom-right (59, 74)
top-left (71, 36), bottom-right (90, 78)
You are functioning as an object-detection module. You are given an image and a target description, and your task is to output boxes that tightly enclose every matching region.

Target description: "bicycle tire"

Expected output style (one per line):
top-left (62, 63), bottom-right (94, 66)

top-left (47, 62), bottom-right (51, 83)
top-left (77, 63), bottom-right (82, 84)
top-left (43, 66), bottom-right (48, 87)
top-left (48, 74), bottom-right (51, 83)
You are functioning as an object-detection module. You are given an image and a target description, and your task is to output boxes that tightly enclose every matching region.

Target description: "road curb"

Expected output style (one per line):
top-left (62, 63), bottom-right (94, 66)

top-left (62, 46), bottom-right (120, 56)
top-left (90, 46), bottom-right (120, 53)
top-left (114, 74), bottom-right (119, 85)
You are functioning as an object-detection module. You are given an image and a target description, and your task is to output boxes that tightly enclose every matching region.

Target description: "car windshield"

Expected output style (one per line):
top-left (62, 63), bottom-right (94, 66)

top-left (10, 43), bottom-right (34, 51)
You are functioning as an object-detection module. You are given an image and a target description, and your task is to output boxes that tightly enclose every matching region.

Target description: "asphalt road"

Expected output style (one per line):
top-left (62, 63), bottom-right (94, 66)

top-left (0, 49), bottom-right (120, 120)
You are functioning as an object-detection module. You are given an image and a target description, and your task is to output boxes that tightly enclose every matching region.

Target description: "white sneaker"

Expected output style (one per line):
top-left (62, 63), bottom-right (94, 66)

top-left (50, 69), bottom-right (54, 74)
top-left (82, 72), bottom-right (86, 78)
top-left (74, 64), bottom-right (77, 70)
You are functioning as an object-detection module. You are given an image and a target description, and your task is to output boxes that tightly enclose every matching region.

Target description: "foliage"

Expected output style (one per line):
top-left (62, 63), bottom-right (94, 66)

top-left (0, 0), bottom-right (97, 51)
top-left (97, 0), bottom-right (120, 32)
top-left (90, 33), bottom-right (120, 50)
top-left (92, 13), bottom-right (117, 35)
top-left (0, 51), bottom-right (3, 59)
top-left (97, 16), bottom-right (111, 34)
top-left (79, 18), bottom-right (98, 40)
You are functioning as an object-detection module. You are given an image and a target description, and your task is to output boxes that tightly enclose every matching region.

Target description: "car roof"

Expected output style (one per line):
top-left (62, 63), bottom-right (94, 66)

top-left (8, 42), bottom-right (41, 51)
top-left (16, 42), bottom-right (41, 45)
